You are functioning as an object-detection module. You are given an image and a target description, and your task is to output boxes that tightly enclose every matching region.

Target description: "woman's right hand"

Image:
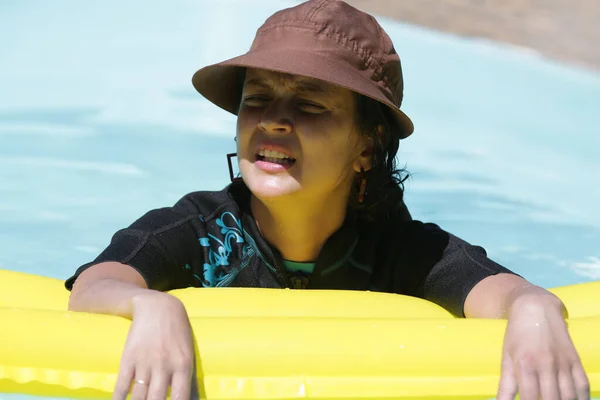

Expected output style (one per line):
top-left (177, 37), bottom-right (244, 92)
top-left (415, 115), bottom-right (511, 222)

top-left (112, 290), bottom-right (198, 400)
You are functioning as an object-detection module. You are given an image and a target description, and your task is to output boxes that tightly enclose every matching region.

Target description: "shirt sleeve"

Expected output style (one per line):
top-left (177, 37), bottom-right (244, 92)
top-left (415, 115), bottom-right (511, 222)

top-left (64, 194), bottom-right (205, 292)
top-left (422, 233), bottom-right (520, 317)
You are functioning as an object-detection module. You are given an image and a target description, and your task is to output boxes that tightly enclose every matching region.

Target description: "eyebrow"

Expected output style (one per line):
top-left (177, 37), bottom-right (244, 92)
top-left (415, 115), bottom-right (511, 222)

top-left (244, 78), bottom-right (327, 94)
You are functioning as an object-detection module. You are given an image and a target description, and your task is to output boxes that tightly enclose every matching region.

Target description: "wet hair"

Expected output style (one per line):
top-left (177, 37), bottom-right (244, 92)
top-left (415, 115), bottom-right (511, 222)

top-left (349, 94), bottom-right (411, 221)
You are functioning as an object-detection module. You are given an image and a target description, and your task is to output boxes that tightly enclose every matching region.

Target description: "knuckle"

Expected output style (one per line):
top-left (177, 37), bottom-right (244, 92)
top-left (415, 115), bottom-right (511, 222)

top-left (577, 379), bottom-right (590, 393)
top-left (515, 353), bottom-right (538, 373)
top-left (496, 376), bottom-right (517, 396)
top-left (150, 365), bottom-right (169, 378)
top-left (149, 348), bottom-right (176, 369)
top-left (113, 375), bottom-right (133, 395)
top-left (154, 348), bottom-right (172, 362)
top-left (172, 352), bottom-right (194, 372)
top-left (148, 391), bottom-right (167, 400)
top-left (113, 386), bottom-right (129, 398)
top-left (516, 351), bottom-right (557, 373)
top-left (574, 368), bottom-right (591, 393)
top-left (560, 388), bottom-right (577, 400)
top-left (538, 351), bottom-right (557, 366)
top-left (114, 382), bottom-right (129, 393)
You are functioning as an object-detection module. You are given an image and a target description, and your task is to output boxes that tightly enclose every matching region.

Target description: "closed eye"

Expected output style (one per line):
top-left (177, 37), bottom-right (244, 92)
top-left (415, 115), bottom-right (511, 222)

top-left (242, 95), bottom-right (270, 107)
top-left (297, 101), bottom-right (326, 113)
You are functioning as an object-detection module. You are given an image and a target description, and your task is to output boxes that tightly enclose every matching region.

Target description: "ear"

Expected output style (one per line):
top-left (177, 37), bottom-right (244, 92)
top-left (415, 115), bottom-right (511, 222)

top-left (353, 134), bottom-right (375, 173)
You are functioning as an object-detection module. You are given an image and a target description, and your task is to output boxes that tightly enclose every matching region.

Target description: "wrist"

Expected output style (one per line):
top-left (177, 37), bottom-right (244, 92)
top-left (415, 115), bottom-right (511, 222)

top-left (131, 290), bottom-right (184, 316)
top-left (506, 286), bottom-right (568, 319)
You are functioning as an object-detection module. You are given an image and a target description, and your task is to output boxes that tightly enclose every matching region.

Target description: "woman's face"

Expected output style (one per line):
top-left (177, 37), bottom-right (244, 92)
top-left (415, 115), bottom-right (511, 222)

top-left (236, 68), bottom-right (371, 203)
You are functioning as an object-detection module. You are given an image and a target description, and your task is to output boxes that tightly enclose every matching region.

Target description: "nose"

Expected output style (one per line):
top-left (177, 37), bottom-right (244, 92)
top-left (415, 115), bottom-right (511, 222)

top-left (258, 100), bottom-right (293, 134)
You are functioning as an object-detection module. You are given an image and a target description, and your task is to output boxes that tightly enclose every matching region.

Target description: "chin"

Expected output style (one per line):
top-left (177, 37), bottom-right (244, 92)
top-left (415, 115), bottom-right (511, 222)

top-left (242, 171), bottom-right (301, 201)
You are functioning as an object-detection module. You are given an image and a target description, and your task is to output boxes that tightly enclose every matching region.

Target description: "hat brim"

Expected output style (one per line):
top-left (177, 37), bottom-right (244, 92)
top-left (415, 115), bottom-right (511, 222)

top-left (191, 48), bottom-right (414, 139)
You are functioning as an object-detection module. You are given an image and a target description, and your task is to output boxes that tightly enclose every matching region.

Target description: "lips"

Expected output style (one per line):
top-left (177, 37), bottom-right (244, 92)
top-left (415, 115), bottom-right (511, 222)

top-left (255, 145), bottom-right (297, 166)
top-left (256, 149), bottom-right (295, 165)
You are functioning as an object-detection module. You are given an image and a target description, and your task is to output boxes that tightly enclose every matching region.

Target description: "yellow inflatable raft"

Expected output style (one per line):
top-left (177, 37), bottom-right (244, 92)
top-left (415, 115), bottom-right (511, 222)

top-left (1, 269), bottom-right (599, 399)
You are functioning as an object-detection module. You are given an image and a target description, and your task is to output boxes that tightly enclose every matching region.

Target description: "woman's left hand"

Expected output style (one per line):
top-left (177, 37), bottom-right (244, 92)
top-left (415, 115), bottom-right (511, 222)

top-left (496, 292), bottom-right (590, 400)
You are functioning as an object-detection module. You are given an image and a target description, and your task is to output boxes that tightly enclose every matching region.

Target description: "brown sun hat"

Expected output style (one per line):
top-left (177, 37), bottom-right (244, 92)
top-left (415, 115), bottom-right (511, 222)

top-left (192, 0), bottom-right (414, 139)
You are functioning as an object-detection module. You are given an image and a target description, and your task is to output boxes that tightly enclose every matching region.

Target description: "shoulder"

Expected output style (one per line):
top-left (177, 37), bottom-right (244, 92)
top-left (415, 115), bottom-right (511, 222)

top-left (360, 215), bottom-right (450, 292)
top-left (126, 183), bottom-right (246, 233)
top-left (171, 183), bottom-right (248, 220)
top-left (362, 214), bottom-right (516, 316)
top-left (363, 215), bottom-right (450, 257)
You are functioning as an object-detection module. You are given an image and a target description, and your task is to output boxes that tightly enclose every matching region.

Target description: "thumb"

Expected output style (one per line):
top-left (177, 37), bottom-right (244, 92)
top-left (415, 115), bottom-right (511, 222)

top-left (496, 353), bottom-right (518, 400)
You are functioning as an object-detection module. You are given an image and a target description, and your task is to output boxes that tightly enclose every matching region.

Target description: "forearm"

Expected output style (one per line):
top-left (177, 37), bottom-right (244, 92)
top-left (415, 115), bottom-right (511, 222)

top-left (68, 278), bottom-right (151, 318)
top-left (67, 261), bottom-right (173, 319)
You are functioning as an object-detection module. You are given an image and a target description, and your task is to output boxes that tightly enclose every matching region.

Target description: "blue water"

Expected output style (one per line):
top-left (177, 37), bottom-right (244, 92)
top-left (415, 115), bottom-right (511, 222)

top-left (1, 0), bottom-right (599, 399)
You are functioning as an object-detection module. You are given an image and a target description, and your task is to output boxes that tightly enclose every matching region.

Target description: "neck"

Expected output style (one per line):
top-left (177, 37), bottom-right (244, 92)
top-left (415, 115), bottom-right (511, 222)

top-left (250, 191), bottom-right (350, 262)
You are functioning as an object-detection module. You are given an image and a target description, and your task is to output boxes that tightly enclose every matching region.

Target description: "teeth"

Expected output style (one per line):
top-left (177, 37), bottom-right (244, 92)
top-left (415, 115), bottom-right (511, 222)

top-left (264, 157), bottom-right (293, 165)
top-left (257, 149), bottom-right (292, 159)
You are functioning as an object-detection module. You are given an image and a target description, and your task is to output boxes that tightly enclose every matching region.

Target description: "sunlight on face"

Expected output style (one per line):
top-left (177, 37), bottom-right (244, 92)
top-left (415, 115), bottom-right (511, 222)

top-left (235, 68), bottom-right (369, 205)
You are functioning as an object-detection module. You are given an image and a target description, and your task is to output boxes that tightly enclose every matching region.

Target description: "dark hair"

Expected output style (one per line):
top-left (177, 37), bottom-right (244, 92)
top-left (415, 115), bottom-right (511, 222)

top-left (349, 94), bottom-right (411, 221)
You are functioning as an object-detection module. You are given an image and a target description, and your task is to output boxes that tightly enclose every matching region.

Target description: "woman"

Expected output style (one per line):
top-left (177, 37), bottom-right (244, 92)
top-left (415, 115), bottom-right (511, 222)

top-left (65, 1), bottom-right (590, 399)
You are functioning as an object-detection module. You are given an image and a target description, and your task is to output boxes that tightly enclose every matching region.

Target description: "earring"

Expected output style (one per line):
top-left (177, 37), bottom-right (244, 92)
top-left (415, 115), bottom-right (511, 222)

top-left (226, 153), bottom-right (243, 183)
top-left (357, 167), bottom-right (367, 203)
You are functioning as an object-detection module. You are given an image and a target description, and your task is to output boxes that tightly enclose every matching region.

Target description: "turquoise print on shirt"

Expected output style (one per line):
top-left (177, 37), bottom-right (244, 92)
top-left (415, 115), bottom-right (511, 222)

top-left (197, 212), bottom-right (252, 287)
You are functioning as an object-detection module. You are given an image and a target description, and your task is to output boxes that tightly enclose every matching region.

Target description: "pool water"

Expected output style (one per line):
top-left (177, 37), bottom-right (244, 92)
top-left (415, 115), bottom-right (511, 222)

top-left (1, 0), bottom-right (599, 399)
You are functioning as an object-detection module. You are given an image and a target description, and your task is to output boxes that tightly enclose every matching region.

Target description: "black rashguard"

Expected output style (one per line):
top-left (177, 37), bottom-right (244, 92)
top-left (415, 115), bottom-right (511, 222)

top-left (65, 182), bottom-right (516, 317)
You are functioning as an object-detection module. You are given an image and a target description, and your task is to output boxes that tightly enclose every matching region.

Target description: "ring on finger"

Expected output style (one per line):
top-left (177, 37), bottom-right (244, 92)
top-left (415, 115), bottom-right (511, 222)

top-left (135, 379), bottom-right (148, 385)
